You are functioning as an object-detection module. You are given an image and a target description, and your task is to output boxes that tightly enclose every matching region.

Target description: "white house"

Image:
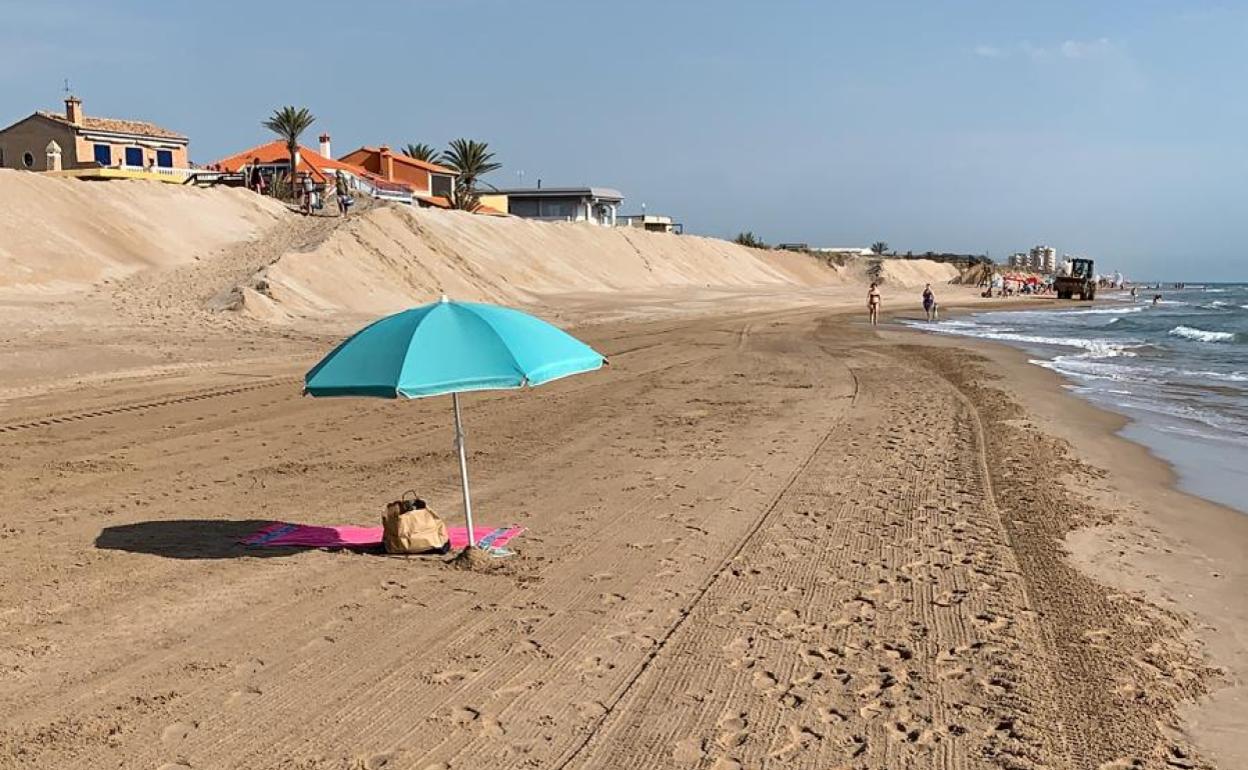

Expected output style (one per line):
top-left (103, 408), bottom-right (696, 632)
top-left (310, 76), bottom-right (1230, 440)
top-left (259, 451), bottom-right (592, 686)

top-left (492, 186), bottom-right (623, 226)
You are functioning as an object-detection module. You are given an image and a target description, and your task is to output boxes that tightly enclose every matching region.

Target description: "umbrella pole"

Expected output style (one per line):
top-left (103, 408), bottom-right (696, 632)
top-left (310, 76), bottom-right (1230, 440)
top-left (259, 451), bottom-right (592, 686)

top-left (452, 392), bottom-right (476, 547)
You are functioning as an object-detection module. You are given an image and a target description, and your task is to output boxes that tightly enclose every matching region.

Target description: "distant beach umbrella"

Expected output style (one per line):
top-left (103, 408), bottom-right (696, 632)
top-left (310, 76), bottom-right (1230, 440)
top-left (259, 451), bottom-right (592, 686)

top-left (304, 296), bottom-right (605, 547)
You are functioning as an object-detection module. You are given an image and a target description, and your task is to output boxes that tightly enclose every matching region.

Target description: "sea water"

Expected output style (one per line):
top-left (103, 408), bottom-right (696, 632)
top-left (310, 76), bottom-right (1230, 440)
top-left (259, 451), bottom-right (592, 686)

top-left (909, 284), bottom-right (1248, 514)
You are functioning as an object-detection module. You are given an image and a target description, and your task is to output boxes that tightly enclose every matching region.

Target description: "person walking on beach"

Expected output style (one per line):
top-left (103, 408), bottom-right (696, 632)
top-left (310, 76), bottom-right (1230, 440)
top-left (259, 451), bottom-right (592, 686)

top-left (922, 283), bottom-right (938, 322)
top-left (299, 173), bottom-right (314, 216)
top-left (335, 171), bottom-right (351, 217)
top-left (867, 283), bottom-right (882, 326)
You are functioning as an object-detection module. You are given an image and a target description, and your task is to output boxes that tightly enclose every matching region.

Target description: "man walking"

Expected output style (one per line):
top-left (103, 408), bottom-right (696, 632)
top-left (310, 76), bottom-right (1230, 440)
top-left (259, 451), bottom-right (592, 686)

top-left (299, 172), bottom-right (314, 216)
top-left (335, 171), bottom-right (351, 217)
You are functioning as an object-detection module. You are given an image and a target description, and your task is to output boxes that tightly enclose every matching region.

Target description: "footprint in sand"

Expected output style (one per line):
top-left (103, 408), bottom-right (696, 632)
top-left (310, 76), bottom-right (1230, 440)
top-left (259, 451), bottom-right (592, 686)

top-left (161, 721), bottom-right (197, 745)
top-left (751, 670), bottom-right (779, 691)
top-left (773, 608), bottom-right (801, 626)
top-left (671, 737), bottom-right (705, 763)
top-left (225, 686), bottom-right (262, 708)
top-left (768, 725), bottom-right (822, 760)
top-left (361, 751), bottom-right (402, 769)
top-left (480, 717), bottom-right (506, 739)
top-left (234, 658), bottom-right (264, 677)
top-left (579, 656), bottom-right (616, 677)
top-left (816, 705), bottom-right (847, 723)
top-left (450, 706), bottom-right (480, 726)
top-left (430, 669), bottom-right (473, 685)
top-left (715, 712), bottom-right (749, 748)
top-left (574, 700), bottom-right (608, 719)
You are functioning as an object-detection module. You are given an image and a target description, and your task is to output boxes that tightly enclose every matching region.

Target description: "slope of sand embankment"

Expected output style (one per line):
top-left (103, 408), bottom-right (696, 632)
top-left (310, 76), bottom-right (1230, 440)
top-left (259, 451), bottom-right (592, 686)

top-left (0, 170), bottom-right (287, 295)
top-left (239, 205), bottom-right (843, 320)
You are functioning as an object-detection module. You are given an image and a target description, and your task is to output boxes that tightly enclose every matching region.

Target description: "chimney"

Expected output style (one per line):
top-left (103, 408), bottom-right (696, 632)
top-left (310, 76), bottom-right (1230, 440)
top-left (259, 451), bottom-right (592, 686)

top-left (65, 95), bottom-right (82, 126)
top-left (379, 145), bottom-right (394, 181)
top-left (318, 133), bottom-right (331, 159)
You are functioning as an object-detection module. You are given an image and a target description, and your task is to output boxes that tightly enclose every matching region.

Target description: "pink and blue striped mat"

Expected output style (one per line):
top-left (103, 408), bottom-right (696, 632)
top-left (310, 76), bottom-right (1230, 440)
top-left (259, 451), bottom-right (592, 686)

top-left (241, 521), bottom-right (524, 551)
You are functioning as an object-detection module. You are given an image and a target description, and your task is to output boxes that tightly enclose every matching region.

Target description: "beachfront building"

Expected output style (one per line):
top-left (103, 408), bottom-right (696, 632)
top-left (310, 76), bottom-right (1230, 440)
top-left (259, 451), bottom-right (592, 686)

top-left (0, 96), bottom-right (189, 179)
top-left (618, 213), bottom-right (682, 234)
top-left (492, 186), bottom-right (623, 226)
top-left (338, 145), bottom-right (459, 208)
top-left (1030, 245), bottom-right (1057, 273)
top-left (214, 140), bottom-right (413, 203)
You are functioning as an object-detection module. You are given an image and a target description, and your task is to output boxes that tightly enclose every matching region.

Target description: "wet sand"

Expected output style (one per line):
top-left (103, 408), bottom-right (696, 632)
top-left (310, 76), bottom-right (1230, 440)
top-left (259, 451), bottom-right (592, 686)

top-left (1, 299), bottom-right (1242, 770)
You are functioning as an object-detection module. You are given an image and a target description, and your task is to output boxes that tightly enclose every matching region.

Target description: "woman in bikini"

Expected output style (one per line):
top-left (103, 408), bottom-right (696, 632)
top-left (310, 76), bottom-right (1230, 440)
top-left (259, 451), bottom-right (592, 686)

top-left (867, 283), bottom-right (881, 326)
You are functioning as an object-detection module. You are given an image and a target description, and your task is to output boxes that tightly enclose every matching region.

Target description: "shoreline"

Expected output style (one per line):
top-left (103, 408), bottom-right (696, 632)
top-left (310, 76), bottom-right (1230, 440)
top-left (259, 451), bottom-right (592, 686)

top-left (881, 312), bottom-right (1248, 767)
top-left (895, 296), bottom-right (1248, 518)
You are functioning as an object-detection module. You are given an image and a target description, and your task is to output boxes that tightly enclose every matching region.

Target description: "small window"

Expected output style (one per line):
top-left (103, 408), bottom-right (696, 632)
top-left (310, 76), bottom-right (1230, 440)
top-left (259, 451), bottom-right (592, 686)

top-left (22, 151), bottom-right (34, 168)
top-left (431, 174), bottom-right (453, 198)
top-left (124, 147), bottom-right (143, 167)
top-left (156, 149), bottom-right (173, 168)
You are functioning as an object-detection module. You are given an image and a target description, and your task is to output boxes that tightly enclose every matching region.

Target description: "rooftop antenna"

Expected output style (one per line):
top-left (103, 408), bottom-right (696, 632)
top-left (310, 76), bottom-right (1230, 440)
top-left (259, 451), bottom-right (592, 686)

top-left (62, 78), bottom-right (72, 96)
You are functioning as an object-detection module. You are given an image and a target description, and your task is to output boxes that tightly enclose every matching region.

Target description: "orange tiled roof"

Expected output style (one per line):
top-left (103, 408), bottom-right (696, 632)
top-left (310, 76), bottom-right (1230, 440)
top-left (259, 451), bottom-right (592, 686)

top-left (215, 140), bottom-right (395, 187)
top-left (355, 147), bottom-right (458, 176)
top-left (37, 110), bottom-right (186, 140)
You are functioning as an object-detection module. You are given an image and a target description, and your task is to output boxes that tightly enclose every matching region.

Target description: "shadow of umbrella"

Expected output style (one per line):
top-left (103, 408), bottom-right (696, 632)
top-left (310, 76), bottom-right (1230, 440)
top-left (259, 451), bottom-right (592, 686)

top-left (95, 519), bottom-right (320, 560)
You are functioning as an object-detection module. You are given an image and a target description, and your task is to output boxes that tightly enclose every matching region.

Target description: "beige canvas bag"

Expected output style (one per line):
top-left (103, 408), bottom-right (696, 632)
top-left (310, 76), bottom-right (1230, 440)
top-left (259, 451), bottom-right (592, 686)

top-left (382, 495), bottom-right (449, 554)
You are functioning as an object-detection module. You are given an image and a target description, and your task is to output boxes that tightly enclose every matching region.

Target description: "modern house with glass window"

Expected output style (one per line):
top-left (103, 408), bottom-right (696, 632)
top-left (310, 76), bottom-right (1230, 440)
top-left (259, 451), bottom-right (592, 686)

top-left (0, 97), bottom-right (189, 176)
top-left (487, 186), bottom-right (623, 226)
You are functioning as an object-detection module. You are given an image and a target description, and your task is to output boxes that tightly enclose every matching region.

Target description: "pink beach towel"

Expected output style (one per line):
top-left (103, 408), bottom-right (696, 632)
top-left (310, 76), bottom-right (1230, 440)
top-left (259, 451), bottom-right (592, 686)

top-left (241, 521), bottom-right (523, 551)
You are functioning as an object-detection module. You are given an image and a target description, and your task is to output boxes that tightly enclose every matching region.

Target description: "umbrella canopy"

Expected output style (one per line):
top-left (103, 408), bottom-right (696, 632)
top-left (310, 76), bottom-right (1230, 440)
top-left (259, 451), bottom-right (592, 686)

top-left (306, 298), bottom-right (604, 399)
top-left (304, 297), bottom-right (605, 547)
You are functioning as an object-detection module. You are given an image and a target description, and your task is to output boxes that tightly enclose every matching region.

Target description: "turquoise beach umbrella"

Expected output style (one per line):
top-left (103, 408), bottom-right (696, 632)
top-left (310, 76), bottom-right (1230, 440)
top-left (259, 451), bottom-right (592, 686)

top-left (305, 296), bottom-right (605, 546)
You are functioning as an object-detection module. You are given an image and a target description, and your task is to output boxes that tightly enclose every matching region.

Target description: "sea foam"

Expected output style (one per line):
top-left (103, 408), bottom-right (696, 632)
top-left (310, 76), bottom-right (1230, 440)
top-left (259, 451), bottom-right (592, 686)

top-left (1169, 325), bottom-right (1237, 343)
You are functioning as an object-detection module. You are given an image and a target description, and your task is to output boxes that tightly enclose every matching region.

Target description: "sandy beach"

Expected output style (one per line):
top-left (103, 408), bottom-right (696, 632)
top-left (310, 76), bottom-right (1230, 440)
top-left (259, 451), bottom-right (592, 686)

top-left (2, 276), bottom-right (1243, 769)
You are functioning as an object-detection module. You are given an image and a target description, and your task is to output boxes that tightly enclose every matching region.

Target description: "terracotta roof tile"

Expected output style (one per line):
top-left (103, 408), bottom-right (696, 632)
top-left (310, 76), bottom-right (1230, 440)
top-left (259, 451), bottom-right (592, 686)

top-left (37, 110), bottom-right (186, 140)
top-left (214, 140), bottom-right (405, 189)
top-left (354, 146), bottom-right (458, 175)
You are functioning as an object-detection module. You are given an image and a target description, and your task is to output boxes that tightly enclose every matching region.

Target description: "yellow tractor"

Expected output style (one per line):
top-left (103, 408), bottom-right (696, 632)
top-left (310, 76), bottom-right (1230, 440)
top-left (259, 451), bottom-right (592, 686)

top-left (1054, 258), bottom-right (1097, 300)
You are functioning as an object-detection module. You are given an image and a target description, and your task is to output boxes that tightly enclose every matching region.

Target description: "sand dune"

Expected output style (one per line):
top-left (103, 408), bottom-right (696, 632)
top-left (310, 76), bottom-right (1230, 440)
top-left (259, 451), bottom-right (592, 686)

top-left (240, 205), bottom-right (842, 320)
top-left (0, 173), bottom-right (962, 323)
top-left (0, 170), bottom-right (285, 294)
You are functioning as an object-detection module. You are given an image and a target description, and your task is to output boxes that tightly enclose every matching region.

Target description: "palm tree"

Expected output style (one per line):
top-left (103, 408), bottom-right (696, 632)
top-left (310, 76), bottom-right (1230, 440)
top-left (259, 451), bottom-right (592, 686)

top-left (262, 106), bottom-right (315, 184)
top-left (439, 139), bottom-right (501, 192)
top-left (871, 241), bottom-right (889, 255)
top-left (448, 185), bottom-right (481, 212)
top-left (403, 143), bottom-right (439, 163)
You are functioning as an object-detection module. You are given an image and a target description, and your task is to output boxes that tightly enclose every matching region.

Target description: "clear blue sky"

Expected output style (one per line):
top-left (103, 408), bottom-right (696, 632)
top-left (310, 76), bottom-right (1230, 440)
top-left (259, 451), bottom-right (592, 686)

top-left (2, 1), bottom-right (1245, 281)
